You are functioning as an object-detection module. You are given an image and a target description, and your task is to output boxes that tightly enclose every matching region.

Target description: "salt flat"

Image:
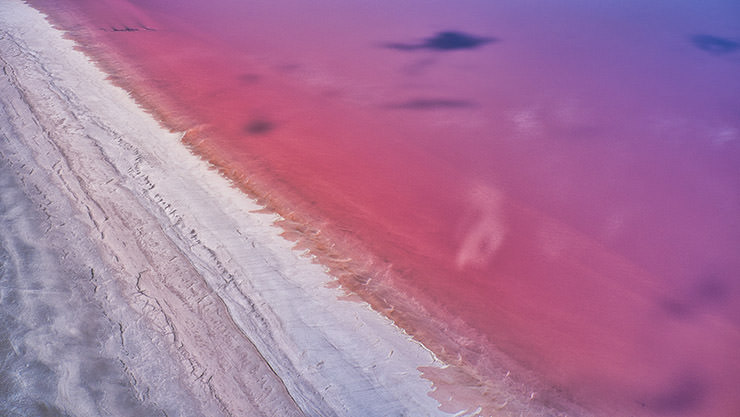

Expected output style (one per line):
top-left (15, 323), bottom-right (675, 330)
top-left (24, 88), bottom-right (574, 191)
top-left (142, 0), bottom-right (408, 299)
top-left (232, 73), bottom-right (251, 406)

top-left (0, 1), bottom-right (455, 415)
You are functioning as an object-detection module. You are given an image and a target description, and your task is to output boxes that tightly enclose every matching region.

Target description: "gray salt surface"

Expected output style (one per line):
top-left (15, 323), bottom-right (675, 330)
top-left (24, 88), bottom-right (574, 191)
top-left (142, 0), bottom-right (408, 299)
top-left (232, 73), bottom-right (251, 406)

top-left (0, 156), bottom-right (191, 417)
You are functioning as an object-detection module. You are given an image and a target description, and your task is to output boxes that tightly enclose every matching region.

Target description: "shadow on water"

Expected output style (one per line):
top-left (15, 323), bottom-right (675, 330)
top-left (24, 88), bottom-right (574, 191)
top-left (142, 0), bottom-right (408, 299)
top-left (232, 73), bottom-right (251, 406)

top-left (692, 274), bottom-right (731, 305)
top-left (384, 31), bottom-right (497, 51)
top-left (691, 34), bottom-right (740, 55)
top-left (660, 297), bottom-right (694, 320)
top-left (645, 373), bottom-right (706, 415)
top-left (239, 73), bottom-right (261, 84)
top-left (385, 98), bottom-right (478, 110)
top-left (660, 273), bottom-right (733, 320)
top-left (244, 118), bottom-right (276, 136)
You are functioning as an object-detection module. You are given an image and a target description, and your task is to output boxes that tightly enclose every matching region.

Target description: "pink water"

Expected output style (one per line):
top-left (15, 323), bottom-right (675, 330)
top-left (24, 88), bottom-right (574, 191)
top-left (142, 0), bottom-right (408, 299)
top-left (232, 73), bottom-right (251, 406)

top-left (28, 0), bottom-right (740, 415)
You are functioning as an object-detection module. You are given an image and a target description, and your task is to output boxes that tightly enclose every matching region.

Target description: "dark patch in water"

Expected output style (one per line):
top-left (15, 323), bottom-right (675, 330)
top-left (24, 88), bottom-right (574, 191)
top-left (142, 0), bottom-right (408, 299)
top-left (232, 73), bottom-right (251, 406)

top-left (691, 34), bottom-right (739, 55)
top-left (660, 298), bottom-right (693, 319)
top-left (275, 63), bottom-right (301, 73)
top-left (385, 31), bottom-right (496, 52)
top-left (244, 119), bottom-right (276, 135)
top-left (646, 375), bottom-right (705, 414)
top-left (387, 98), bottom-right (477, 110)
top-left (135, 22), bottom-right (156, 31)
top-left (693, 274), bottom-right (729, 305)
top-left (240, 73), bottom-right (261, 83)
top-left (661, 274), bottom-right (732, 320)
top-left (102, 23), bottom-right (156, 33)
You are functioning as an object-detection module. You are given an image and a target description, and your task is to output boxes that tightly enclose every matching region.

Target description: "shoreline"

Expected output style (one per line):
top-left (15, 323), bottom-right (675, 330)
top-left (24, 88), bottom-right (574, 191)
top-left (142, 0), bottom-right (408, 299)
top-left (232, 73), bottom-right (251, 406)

top-left (0, 1), bottom-right (437, 415)
top-left (0, 1), bottom-right (584, 415)
top-left (16, 1), bottom-right (740, 416)
top-left (22, 2), bottom-right (579, 414)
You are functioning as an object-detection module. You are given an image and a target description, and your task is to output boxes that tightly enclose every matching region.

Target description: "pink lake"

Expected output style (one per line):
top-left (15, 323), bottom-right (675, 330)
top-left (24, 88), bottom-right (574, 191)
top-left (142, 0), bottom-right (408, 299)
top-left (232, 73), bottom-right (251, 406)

top-left (28, 0), bottom-right (740, 415)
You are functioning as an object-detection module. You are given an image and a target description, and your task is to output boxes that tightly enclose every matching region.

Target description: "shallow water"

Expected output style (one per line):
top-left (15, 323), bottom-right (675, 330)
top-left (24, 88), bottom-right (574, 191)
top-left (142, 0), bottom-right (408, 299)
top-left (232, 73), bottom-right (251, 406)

top-left (23, 0), bottom-right (740, 415)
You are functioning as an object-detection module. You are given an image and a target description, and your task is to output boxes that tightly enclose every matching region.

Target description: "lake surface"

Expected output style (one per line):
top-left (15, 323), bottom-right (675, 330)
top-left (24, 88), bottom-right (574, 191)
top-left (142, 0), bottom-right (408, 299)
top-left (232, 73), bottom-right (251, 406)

top-left (26, 0), bottom-right (740, 415)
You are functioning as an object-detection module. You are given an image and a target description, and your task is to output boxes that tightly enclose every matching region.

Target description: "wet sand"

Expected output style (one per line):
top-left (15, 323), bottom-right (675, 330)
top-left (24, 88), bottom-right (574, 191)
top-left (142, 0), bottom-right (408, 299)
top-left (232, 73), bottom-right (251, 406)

top-left (0, 1), bottom-right (582, 415)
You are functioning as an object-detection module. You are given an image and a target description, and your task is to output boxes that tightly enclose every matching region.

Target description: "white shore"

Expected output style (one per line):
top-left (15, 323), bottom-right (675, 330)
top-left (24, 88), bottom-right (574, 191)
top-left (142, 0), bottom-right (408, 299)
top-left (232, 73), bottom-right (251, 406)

top-left (0, 1), bottom-right (453, 415)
